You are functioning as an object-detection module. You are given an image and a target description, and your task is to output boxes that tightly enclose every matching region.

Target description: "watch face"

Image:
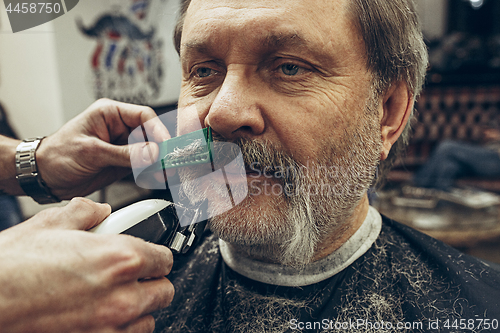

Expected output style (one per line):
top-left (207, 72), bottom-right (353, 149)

top-left (16, 137), bottom-right (60, 204)
top-left (16, 140), bottom-right (39, 176)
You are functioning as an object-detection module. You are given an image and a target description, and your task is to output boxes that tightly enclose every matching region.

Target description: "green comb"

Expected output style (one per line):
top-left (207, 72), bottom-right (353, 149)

top-left (158, 127), bottom-right (213, 170)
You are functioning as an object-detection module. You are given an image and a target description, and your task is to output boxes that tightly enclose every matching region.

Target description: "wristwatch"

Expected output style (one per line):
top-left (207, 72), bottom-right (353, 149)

top-left (15, 137), bottom-right (60, 204)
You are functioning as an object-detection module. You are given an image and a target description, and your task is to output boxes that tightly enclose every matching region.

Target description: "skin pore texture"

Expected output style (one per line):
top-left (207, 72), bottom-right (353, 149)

top-left (175, 0), bottom-right (412, 267)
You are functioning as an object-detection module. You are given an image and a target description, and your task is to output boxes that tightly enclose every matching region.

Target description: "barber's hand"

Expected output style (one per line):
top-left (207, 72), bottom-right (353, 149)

top-left (36, 98), bottom-right (171, 199)
top-left (0, 198), bottom-right (174, 333)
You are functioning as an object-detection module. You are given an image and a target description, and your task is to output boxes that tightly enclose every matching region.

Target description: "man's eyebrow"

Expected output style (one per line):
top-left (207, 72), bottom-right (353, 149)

top-left (181, 31), bottom-right (335, 69)
top-left (261, 32), bottom-right (334, 66)
top-left (183, 32), bottom-right (315, 55)
top-left (262, 32), bottom-right (307, 50)
top-left (182, 39), bottom-right (211, 55)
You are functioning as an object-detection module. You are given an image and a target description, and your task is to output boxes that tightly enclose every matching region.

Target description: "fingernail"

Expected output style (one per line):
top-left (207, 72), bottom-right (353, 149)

top-left (142, 143), bottom-right (153, 163)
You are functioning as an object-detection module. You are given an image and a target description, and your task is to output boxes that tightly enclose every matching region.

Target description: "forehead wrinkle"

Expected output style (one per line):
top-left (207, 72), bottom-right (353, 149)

top-left (182, 30), bottom-right (328, 65)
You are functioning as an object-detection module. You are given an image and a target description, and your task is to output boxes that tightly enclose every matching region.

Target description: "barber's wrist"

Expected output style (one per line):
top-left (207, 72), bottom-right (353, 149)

top-left (0, 136), bottom-right (24, 196)
top-left (15, 137), bottom-right (60, 204)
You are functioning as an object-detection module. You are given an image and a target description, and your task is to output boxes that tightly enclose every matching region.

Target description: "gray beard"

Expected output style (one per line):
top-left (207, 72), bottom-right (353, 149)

top-left (177, 98), bottom-right (381, 268)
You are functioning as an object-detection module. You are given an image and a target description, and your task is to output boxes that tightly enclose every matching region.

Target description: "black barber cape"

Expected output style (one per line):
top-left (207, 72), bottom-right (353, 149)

top-left (154, 211), bottom-right (500, 333)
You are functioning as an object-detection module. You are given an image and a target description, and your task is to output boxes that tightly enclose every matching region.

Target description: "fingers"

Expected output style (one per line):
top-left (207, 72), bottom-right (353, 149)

top-left (92, 238), bottom-right (174, 329)
top-left (83, 99), bottom-right (173, 172)
top-left (137, 278), bottom-right (175, 315)
top-left (140, 114), bottom-right (172, 143)
top-left (106, 237), bottom-right (173, 284)
top-left (119, 315), bottom-right (156, 333)
top-left (95, 278), bottom-right (173, 332)
top-left (2, 193), bottom-right (174, 333)
top-left (129, 142), bottom-right (160, 168)
top-left (89, 140), bottom-right (159, 170)
top-left (28, 198), bottom-right (111, 231)
top-left (66, 198), bottom-right (112, 230)
top-left (128, 141), bottom-right (176, 181)
top-left (91, 98), bottom-right (171, 143)
top-left (137, 242), bottom-right (174, 278)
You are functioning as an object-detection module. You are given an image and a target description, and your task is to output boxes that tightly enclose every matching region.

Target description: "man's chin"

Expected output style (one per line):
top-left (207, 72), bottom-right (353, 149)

top-left (205, 176), bottom-right (283, 217)
top-left (208, 191), bottom-right (291, 247)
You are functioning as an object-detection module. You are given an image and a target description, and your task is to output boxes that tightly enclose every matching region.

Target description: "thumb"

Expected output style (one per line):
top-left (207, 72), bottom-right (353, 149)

top-left (100, 141), bottom-right (160, 169)
top-left (61, 198), bottom-right (112, 230)
top-left (129, 141), bottom-right (161, 168)
top-left (29, 198), bottom-right (112, 231)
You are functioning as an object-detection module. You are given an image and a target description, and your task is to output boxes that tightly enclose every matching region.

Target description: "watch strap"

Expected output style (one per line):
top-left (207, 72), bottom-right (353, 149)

top-left (16, 137), bottom-right (60, 204)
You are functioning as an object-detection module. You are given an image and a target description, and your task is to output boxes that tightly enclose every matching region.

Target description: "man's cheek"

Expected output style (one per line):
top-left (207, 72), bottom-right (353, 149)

top-left (176, 106), bottom-right (205, 135)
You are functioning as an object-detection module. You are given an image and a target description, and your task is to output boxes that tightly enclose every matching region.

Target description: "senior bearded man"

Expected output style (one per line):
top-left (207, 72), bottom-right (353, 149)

top-left (153, 0), bottom-right (500, 332)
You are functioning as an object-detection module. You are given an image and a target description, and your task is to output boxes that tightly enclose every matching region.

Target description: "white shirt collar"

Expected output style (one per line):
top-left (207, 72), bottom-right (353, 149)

top-left (219, 206), bottom-right (382, 287)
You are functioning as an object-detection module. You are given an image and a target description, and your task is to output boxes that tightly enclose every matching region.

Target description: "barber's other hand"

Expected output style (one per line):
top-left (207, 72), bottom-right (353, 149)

top-left (36, 98), bottom-right (171, 199)
top-left (0, 198), bottom-right (174, 333)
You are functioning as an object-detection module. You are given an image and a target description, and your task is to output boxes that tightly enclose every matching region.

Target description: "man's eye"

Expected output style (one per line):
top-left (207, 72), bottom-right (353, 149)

top-left (280, 64), bottom-right (300, 76)
top-left (196, 67), bottom-right (214, 78)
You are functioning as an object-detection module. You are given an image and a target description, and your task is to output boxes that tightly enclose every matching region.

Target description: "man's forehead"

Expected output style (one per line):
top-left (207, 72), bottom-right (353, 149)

top-left (185, 0), bottom-right (350, 27)
top-left (182, 0), bottom-right (359, 59)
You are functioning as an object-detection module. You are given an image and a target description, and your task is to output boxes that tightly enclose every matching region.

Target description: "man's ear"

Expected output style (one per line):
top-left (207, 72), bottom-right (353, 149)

top-left (379, 81), bottom-right (413, 160)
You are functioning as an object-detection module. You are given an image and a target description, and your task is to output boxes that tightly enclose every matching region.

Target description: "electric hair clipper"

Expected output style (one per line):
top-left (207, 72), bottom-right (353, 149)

top-left (91, 127), bottom-right (213, 253)
top-left (90, 199), bottom-right (208, 254)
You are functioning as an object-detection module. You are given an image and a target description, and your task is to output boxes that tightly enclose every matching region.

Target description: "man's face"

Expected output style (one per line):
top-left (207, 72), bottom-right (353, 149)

top-left (177, 0), bottom-right (383, 265)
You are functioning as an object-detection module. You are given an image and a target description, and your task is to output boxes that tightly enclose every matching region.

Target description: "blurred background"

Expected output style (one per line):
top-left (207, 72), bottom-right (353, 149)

top-left (0, 0), bottom-right (181, 224)
top-left (0, 0), bottom-right (499, 262)
top-left (372, 0), bottom-right (500, 264)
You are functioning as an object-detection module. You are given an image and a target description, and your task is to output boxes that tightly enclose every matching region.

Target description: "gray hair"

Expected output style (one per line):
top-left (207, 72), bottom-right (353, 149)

top-left (348, 0), bottom-right (428, 186)
top-left (173, 0), bottom-right (429, 186)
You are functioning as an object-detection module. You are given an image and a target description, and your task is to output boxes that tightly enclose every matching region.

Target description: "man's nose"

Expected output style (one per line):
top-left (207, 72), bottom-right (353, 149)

top-left (204, 69), bottom-right (265, 139)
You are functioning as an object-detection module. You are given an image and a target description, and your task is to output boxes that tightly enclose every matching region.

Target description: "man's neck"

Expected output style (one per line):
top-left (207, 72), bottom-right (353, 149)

top-left (313, 194), bottom-right (369, 261)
